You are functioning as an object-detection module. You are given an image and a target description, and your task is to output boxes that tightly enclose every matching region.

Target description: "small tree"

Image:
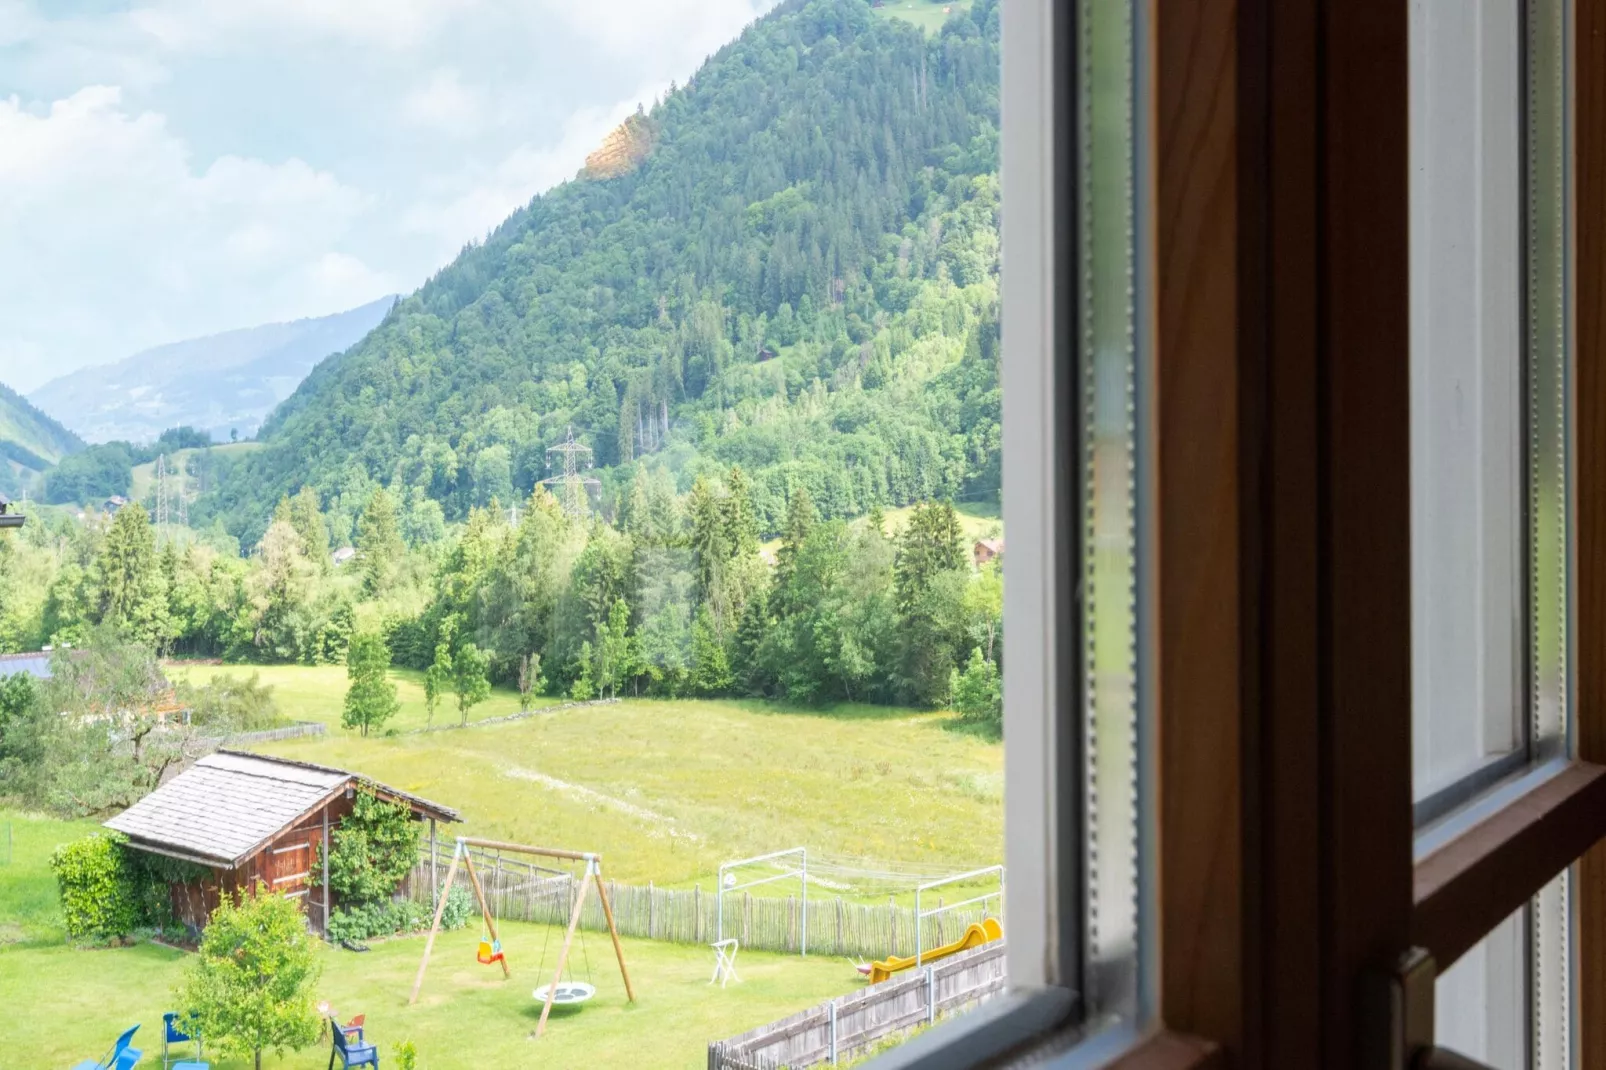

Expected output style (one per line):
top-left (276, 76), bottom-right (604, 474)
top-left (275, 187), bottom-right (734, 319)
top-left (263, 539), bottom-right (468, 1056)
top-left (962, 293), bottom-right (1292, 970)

top-left (423, 642), bottom-right (452, 726)
top-left (451, 641), bottom-right (490, 726)
top-left (570, 641), bottom-right (596, 700)
top-left (596, 598), bottom-right (633, 699)
top-left (517, 653), bottom-right (543, 712)
top-left (342, 631), bottom-right (399, 737)
top-left (949, 647), bottom-right (1002, 734)
top-left (356, 487), bottom-right (404, 597)
top-left (690, 605), bottom-right (733, 695)
top-left (174, 884), bottom-right (322, 1070)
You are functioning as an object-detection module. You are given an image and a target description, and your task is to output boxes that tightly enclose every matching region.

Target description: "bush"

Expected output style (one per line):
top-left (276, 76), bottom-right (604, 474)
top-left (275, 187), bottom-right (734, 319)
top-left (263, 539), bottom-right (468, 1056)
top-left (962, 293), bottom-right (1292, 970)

top-left (324, 883), bottom-right (473, 943)
top-left (325, 898), bottom-right (431, 943)
top-left (179, 672), bottom-right (284, 732)
top-left (51, 833), bottom-right (141, 941)
top-left (436, 882), bottom-right (475, 931)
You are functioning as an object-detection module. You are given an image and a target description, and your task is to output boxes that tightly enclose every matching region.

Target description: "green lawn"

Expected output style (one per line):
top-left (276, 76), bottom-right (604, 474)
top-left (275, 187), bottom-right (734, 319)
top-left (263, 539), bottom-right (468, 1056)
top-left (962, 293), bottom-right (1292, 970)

top-left (166, 662), bottom-right (562, 734)
top-left (0, 810), bottom-right (101, 947)
top-left (0, 813), bottom-right (860, 1069)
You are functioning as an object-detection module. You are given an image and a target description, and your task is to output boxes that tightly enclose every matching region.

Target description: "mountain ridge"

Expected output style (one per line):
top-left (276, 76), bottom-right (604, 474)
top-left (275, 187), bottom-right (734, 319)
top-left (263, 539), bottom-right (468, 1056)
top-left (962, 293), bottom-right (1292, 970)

top-left (201, 0), bottom-right (1001, 545)
top-left (30, 296), bottom-right (397, 446)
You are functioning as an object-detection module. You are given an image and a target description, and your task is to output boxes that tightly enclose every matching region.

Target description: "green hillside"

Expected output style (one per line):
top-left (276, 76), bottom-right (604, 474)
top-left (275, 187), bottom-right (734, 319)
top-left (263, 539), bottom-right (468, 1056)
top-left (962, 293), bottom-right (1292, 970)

top-left (0, 382), bottom-right (82, 468)
top-left (0, 382), bottom-right (84, 496)
top-left (199, 0), bottom-right (1000, 544)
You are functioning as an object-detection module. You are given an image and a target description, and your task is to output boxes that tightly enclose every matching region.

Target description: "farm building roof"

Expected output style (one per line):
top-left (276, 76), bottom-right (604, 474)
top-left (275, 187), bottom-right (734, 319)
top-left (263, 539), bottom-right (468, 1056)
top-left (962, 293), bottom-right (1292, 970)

top-left (104, 750), bottom-right (460, 869)
top-left (0, 651), bottom-right (52, 679)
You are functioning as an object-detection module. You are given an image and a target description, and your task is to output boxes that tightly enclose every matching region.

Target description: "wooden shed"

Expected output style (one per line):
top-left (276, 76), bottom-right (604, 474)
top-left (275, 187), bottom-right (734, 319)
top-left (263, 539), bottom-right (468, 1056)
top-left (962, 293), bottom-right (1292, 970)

top-left (104, 750), bottom-right (460, 935)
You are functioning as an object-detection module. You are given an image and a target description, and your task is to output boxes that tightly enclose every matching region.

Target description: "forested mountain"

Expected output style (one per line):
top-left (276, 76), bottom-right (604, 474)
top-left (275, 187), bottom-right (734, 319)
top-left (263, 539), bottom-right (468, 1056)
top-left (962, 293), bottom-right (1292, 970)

top-left (201, 0), bottom-right (1000, 544)
top-left (0, 381), bottom-right (84, 496)
top-left (30, 297), bottom-right (396, 446)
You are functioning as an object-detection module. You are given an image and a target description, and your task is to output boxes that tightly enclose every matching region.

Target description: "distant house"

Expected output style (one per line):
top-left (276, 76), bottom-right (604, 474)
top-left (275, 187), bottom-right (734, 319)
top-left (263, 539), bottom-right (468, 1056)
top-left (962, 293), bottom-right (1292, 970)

top-left (105, 751), bottom-right (461, 935)
top-left (104, 495), bottom-right (130, 514)
top-left (973, 537), bottom-right (1004, 567)
top-left (0, 493), bottom-right (23, 529)
top-left (0, 650), bottom-right (52, 680)
top-left (331, 546), bottom-right (358, 567)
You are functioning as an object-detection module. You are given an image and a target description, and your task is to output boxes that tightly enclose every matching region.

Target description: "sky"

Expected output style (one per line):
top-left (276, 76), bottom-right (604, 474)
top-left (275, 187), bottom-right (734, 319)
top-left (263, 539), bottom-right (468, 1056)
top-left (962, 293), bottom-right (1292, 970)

top-left (0, 0), bottom-right (777, 393)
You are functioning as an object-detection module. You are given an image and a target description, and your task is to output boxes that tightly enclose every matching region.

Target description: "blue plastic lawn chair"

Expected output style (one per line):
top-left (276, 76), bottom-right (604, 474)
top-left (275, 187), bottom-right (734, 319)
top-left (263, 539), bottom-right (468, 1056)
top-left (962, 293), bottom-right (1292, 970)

top-left (327, 1016), bottom-right (379, 1069)
top-left (71, 1024), bottom-right (143, 1070)
top-left (161, 1012), bottom-right (205, 1069)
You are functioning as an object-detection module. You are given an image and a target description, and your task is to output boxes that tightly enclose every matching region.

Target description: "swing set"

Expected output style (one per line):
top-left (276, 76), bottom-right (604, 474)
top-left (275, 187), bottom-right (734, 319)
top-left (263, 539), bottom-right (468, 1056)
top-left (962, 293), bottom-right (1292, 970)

top-left (408, 836), bottom-right (636, 1039)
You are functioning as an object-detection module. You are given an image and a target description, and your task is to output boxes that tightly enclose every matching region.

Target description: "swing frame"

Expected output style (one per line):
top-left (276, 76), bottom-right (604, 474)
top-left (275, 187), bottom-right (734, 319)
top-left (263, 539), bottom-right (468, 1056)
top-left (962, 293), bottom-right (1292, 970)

top-left (407, 836), bottom-right (636, 1040)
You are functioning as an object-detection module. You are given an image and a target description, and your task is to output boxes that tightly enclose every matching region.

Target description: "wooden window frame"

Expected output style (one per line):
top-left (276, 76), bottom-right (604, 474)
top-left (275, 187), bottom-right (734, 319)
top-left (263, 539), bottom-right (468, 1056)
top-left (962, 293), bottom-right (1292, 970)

top-left (874, 0), bottom-right (1606, 1067)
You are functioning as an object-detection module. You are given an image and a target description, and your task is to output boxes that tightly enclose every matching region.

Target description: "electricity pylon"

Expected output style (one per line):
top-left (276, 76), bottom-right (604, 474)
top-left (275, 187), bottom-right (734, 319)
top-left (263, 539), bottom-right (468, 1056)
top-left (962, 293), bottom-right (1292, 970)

top-left (539, 425), bottom-right (600, 518)
top-left (154, 454), bottom-right (170, 538)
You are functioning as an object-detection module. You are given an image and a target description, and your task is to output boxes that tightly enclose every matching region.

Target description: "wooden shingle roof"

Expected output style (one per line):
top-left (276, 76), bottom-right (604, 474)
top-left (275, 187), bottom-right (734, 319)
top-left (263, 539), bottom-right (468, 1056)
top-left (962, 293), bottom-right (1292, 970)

top-left (105, 750), bottom-right (460, 869)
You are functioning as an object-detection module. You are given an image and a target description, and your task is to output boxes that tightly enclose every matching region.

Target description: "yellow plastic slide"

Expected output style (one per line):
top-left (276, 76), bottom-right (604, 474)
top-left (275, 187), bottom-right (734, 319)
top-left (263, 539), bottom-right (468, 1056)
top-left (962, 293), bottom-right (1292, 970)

top-left (860, 916), bottom-right (1003, 984)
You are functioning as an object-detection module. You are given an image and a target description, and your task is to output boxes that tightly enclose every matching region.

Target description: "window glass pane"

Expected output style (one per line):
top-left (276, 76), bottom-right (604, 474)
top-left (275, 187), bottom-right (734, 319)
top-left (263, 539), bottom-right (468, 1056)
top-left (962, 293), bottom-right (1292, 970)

top-left (1527, 0), bottom-right (1570, 759)
top-left (1409, 0), bottom-right (1525, 807)
top-left (1432, 871), bottom-right (1571, 1070)
top-left (1435, 906), bottom-right (1528, 1068)
top-left (1079, 0), bottom-right (1142, 1021)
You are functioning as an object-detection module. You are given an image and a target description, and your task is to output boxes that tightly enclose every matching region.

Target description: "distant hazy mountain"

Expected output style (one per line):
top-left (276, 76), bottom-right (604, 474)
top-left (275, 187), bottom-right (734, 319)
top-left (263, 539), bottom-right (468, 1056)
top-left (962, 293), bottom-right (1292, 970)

top-left (29, 297), bottom-right (396, 445)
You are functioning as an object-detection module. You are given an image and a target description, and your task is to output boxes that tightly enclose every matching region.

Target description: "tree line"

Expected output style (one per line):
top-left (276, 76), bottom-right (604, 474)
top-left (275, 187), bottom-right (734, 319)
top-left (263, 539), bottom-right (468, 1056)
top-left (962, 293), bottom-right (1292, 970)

top-left (0, 464), bottom-right (1003, 738)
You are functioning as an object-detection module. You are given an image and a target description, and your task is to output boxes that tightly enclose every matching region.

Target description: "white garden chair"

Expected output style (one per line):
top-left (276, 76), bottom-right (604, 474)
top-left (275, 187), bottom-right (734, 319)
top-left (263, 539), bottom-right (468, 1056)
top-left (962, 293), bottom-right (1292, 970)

top-left (709, 938), bottom-right (741, 987)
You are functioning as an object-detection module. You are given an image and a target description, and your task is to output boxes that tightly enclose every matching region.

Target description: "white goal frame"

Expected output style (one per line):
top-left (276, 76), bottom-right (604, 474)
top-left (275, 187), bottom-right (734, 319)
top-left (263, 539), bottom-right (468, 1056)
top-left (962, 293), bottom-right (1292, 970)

top-left (717, 846), bottom-right (809, 955)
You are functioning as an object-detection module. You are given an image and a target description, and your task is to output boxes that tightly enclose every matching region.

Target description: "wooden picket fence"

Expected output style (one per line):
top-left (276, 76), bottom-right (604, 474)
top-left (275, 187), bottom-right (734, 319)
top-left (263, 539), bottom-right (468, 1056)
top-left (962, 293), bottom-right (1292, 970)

top-left (707, 941), bottom-right (1008, 1069)
top-left (400, 846), bottom-right (1002, 961)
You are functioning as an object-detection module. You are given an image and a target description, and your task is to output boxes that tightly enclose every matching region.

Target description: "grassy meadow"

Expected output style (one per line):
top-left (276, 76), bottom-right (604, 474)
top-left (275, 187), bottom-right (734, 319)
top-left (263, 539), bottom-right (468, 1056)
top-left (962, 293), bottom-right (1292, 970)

top-left (166, 665), bottom-right (1003, 892)
top-left (873, 0), bottom-right (975, 34)
top-left (167, 661), bottom-right (563, 734)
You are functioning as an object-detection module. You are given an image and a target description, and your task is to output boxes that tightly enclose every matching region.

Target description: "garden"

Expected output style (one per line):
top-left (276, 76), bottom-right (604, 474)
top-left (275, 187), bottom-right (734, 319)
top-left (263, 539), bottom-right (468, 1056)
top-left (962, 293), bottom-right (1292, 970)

top-left (0, 659), bottom-right (1003, 1068)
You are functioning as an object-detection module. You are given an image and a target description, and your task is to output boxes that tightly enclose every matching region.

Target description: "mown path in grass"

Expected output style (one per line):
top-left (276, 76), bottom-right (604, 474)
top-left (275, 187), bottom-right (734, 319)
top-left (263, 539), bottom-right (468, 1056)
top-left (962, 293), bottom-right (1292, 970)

top-left (251, 692), bottom-right (1003, 892)
top-left (165, 664), bottom-right (1002, 891)
top-left (0, 812), bottom-right (856, 1069)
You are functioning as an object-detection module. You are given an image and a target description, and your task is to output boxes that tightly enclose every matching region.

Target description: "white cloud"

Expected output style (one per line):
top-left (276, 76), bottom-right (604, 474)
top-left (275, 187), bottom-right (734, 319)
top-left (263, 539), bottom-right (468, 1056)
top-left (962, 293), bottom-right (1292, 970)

top-left (0, 87), bottom-right (393, 391)
top-left (402, 68), bottom-right (483, 134)
top-left (0, 0), bottom-right (782, 394)
top-left (128, 0), bottom-right (483, 52)
top-left (539, 0), bottom-right (769, 59)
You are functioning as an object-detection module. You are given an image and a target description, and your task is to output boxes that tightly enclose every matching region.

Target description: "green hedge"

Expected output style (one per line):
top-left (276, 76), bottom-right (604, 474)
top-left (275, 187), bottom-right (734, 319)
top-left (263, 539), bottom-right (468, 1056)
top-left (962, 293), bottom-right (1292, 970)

top-left (50, 833), bottom-right (212, 941)
top-left (51, 833), bottom-right (142, 941)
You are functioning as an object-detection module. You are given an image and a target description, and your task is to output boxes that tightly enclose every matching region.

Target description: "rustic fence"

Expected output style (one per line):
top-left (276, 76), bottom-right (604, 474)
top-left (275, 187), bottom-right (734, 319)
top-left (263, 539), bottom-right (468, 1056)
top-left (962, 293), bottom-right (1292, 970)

top-left (179, 720), bottom-right (325, 759)
top-left (400, 845), bottom-right (1001, 961)
top-left (707, 941), bottom-right (1008, 1069)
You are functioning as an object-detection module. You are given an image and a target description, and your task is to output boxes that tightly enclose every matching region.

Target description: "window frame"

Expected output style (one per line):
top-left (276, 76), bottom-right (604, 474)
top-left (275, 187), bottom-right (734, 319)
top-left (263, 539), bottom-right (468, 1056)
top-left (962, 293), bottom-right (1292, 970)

top-left (869, 0), bottom-right (1606, 1067)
